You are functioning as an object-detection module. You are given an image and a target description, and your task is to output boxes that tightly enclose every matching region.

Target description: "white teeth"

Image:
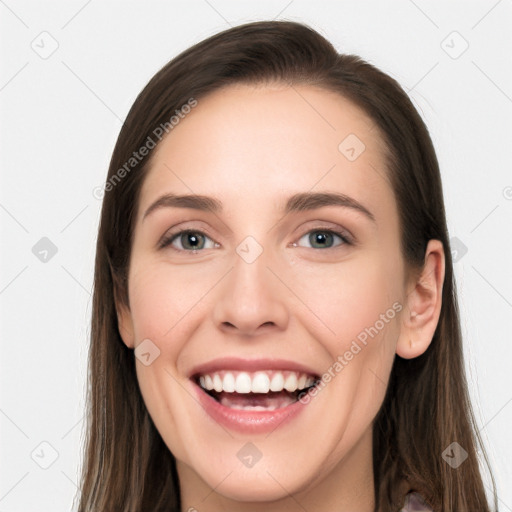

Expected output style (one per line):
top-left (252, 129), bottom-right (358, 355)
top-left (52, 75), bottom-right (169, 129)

top-left (269, 373), bottom-right (285, 392)
top-left (284, 373), bottom-right (298, 392)
top-left (213, 374), bottom-right (223, 392)
top-left (204, 375), bottom-right (214, 390)
top-left (223, 372), bottom-right (235, 392)
top-left (251, 372), bottom-right (270, 393)
top-left (235, 372), bottom-right (252, 393)
top-left (197, 370), bottom-right (315, 394)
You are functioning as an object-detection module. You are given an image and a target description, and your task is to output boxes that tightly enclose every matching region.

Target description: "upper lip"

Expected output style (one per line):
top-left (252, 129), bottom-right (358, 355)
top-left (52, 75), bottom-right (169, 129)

top-left (188, 357), bottom-right (320, 379)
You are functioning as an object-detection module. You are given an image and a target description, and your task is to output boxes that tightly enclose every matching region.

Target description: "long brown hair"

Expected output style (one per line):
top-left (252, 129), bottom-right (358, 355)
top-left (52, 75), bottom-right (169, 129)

top-left (76, 20), bottom-right (498, 512)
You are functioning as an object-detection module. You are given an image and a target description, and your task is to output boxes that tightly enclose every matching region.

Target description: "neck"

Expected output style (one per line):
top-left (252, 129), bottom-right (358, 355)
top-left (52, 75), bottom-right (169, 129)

top-left (178, 427), bottom-right (375, 512)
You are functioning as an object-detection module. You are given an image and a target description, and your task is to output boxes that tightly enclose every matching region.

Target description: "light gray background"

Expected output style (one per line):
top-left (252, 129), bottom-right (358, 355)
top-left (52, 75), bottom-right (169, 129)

top-left (1, 1), bottom-right (511, 510)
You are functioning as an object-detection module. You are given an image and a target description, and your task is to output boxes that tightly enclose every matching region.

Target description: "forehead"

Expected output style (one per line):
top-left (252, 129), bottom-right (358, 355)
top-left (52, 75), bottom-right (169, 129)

top-left (138, 83), bottom-right (393, 222)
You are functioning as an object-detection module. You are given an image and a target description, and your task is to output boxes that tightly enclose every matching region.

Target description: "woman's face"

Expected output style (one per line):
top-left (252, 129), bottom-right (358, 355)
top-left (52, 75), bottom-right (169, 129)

top-left (117, 84), bottom-right (409, 504)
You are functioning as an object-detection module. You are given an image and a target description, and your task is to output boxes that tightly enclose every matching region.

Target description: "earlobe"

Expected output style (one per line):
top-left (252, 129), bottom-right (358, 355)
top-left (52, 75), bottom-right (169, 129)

top-left (396, 239), bottom-right (445, 359)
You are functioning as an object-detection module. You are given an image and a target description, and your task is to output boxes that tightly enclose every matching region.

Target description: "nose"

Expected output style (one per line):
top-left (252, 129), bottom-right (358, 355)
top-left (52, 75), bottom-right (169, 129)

top-left (212, 248), bottom-right (289, 338)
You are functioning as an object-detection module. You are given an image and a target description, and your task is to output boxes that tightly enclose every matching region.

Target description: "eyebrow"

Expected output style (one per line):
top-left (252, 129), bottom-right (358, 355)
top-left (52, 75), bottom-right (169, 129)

top-left (142, 191), bottom-right (376, 223)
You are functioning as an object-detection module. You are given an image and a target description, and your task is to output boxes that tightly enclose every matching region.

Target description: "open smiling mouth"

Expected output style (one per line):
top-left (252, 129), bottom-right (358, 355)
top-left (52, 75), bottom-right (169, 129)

top-left (193, 370), bottom-right (320, 411)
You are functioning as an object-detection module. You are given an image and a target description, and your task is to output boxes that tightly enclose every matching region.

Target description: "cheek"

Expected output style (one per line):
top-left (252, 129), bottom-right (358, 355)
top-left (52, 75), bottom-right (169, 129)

top-left (127, 262), bottom-right (207, 346)
top-left (297, 253), bottom-right (402, 352)
top-left (299, 254), bottom-right (401, 421)
top-left (126, 262), bottom-right (206, 458)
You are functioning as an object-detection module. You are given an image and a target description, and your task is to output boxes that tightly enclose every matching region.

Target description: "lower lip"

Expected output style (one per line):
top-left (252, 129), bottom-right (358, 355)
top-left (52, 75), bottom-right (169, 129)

top-left (192, 381), bottom-right (311, 434)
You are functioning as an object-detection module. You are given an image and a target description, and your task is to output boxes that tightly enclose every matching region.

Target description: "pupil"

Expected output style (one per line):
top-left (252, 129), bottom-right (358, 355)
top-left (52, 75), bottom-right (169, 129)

top-left (311, 232), bottom-right (332, 248)
top-left (184, 233), bottom-right (203, 249)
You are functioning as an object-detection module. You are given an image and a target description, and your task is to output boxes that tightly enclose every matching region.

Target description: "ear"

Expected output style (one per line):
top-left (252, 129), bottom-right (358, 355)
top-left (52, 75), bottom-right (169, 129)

top-left (113, 285), bottom-right (135, 350)
top-left (396, 239), bottom-right (445, 359)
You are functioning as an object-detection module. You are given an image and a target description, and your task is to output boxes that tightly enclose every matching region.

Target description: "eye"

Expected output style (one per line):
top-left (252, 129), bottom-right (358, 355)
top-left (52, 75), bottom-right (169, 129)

top-left (294, 229), bottom-right (351, 250)
top-left (159, 229), bottom-right (218, 252)
top-left (159, 227), bottom-right (352, 252)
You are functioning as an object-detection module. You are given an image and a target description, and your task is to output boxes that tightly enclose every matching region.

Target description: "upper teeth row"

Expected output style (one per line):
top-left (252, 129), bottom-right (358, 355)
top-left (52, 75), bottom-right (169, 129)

top-left (198, 371), bottom-right (316, 394)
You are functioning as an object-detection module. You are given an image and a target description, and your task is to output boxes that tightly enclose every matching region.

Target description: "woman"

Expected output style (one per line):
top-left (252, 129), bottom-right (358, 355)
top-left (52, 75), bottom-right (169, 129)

top-left (77, 20), bottom-right (497, 512)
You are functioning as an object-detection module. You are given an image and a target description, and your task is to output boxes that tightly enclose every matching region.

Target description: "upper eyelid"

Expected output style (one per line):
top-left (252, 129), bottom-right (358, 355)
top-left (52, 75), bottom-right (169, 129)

top-left (161, 218), bottom-right (354, 239)
top-left (299, 229), bottom-right (351, 243)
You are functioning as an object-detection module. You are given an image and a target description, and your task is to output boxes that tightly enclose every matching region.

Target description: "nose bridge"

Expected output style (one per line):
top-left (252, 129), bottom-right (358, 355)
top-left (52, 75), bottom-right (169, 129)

top-left (212, 237), bottom-right (289, 334)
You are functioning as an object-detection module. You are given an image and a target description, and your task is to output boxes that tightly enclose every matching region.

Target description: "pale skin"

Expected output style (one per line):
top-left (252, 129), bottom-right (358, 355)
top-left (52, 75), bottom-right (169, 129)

top-left (116, 83), bottom-right (445, 512)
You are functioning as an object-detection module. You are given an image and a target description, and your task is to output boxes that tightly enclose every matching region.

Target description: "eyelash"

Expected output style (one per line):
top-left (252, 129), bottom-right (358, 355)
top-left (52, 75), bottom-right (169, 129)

top-left (158, 227), bottom-right (353, 252)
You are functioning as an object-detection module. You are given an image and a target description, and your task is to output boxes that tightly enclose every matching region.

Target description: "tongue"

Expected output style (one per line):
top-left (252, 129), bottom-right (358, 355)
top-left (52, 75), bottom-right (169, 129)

top-left (217, 391), bottom-right (296, 410)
